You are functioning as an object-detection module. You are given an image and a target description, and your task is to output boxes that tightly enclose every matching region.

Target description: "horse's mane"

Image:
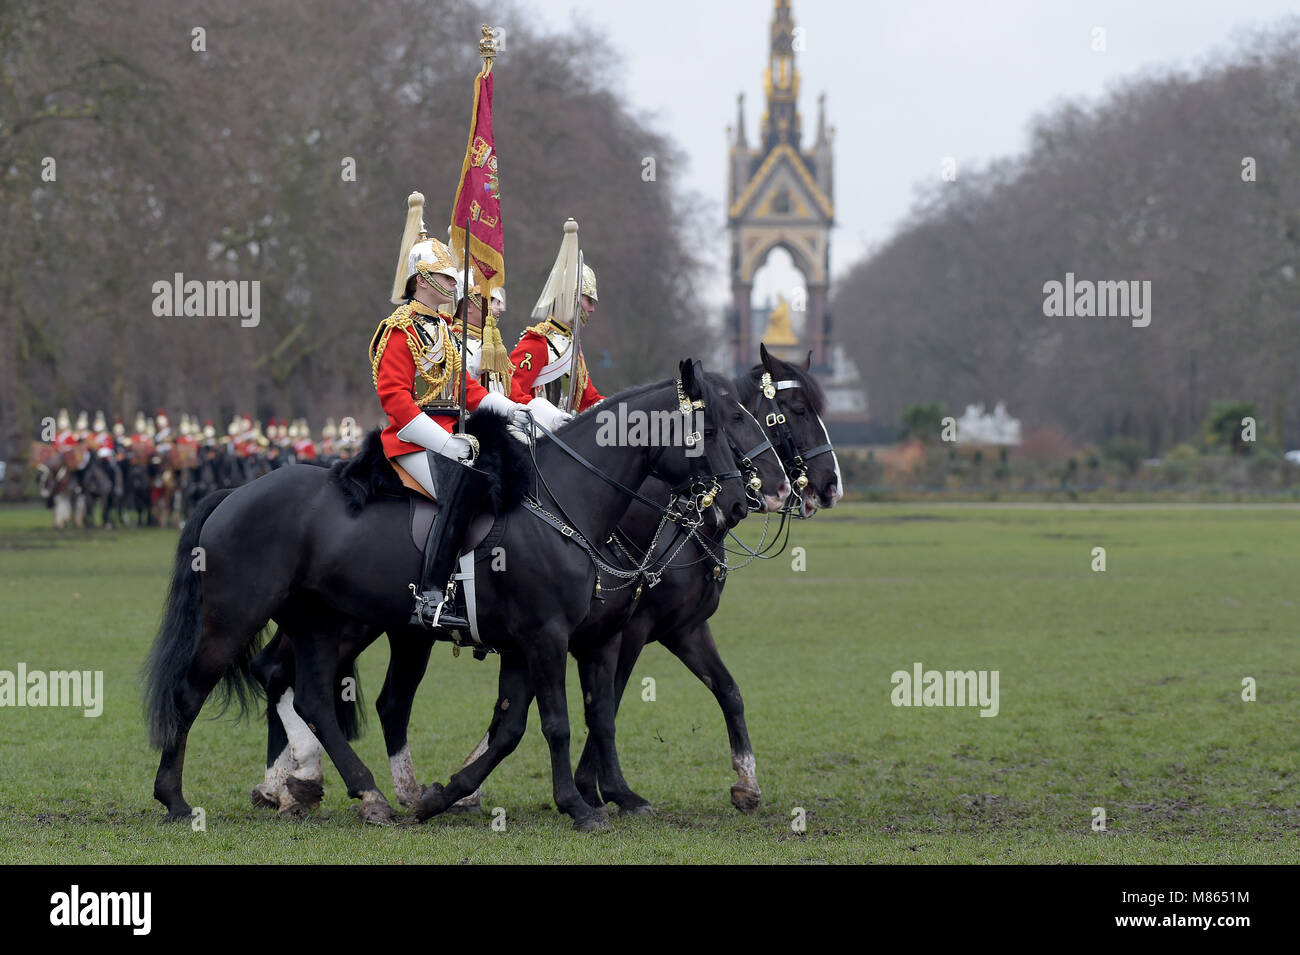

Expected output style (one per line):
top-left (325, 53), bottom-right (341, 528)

top-left (330, 410), bottom-right (534, 515)
top-left (330, 433), bottom-right (407, 513)
top-left (733, 354), bottom-right (826, 416)
top-left (549, 376), bottom-right (682, 437)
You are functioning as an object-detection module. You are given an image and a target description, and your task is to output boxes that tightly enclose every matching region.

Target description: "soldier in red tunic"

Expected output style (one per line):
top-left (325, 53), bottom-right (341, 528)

top-left (372, 190), bottom-right (531, 628)
top-left (509, 219), bottom-right (605, 427)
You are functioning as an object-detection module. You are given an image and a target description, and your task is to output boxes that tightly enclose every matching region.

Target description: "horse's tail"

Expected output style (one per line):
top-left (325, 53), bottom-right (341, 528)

top-left (144, 488), bottom-right (236, 750)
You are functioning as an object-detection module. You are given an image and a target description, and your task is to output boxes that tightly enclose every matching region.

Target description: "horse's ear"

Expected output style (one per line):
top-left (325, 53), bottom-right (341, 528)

top-left (759, 342), bottom-right (772, 371)
top-left (680, 358), bottom-right (700, 399)
top-left (803, 350), bottom-right (812, 371)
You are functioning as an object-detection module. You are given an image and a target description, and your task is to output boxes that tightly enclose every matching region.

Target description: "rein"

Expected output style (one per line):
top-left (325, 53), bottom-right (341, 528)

top-left (516, 375), bottom-right (747, 597)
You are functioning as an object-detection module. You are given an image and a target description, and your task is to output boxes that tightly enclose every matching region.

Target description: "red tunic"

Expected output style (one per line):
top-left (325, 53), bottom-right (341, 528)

top-left (375, 318), bottom-right (490, 458)
top-left (508, 323), bottom-right (603, 413)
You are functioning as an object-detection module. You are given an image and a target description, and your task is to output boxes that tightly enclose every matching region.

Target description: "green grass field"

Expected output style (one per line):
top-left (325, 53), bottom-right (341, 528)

top-left (0, 501), bottom-right (1296, 863)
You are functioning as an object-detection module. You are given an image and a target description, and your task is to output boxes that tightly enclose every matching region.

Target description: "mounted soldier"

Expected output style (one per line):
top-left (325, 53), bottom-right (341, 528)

top-left (371, 190), bottom-right (532, 628)
top-left (509, 219), bottom-right (605, 428)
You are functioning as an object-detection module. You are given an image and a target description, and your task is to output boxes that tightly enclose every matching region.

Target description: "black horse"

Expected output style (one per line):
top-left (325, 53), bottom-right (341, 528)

top-left (248, 350), bottom-right (835, 817)
top-left (120, 458), bottom-right (152, 526)
top-left (570, 347), bottom-right (843, 812)
top-left (145, 361), bottom-right (753, 830)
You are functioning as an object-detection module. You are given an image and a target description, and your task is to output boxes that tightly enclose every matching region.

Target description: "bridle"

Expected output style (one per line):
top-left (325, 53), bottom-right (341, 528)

top-left (694, 368), bottom-right (838, 568)
top-left (751, 371), bottom-right (835, 515)
top-left (658, 374), bottom-right (746, 518)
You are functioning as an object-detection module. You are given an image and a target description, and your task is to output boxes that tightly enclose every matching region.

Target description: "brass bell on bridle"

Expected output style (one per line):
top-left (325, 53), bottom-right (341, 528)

top-left (748, 474), bottom-right (762, 491)
top-left (796, 474), bottom-right (809, 490)
top-left (701, 491), bottom-right (715, 508)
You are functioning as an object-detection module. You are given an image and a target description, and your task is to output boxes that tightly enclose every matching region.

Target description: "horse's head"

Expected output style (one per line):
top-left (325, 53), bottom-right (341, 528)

top-left (739, 344), bottom-right (843, 518)
top-left (704, 370), bottom-right (790, 515)
top-left (646, 360), bottom-right (754, 530)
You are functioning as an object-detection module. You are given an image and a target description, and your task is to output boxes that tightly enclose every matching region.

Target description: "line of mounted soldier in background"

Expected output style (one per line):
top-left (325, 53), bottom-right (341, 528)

top-left (29, 409), bottom-right (365, 530)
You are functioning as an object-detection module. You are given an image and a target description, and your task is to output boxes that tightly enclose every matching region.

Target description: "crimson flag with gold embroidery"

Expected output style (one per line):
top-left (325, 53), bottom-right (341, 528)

top-left (449, 69), bottom-right (504, 295)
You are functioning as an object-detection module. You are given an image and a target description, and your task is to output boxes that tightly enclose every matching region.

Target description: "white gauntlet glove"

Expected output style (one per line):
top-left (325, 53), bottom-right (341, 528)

top-left (441, 435), bottom-right (476, 461)
top-left (476, 391), bottom-right (539, 435)
top-left (528, 396), bottom-right (573, 431)
top-left (397, 414), bottom-right (476, 462)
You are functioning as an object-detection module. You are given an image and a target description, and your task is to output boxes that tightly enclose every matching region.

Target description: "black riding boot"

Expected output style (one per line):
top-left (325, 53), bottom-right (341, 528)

top-left (409, 450), bottom-right (487, 630)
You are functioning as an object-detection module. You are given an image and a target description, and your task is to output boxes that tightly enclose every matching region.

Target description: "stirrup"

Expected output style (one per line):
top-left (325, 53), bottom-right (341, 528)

top-left (409, 583), bottom-right (468, 630)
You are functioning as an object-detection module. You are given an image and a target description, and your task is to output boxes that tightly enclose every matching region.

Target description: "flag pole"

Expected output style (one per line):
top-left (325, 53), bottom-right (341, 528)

top-left (456, 25), bottom-right (497, 434)
top-left (459, 217), bottom-right (470, 436)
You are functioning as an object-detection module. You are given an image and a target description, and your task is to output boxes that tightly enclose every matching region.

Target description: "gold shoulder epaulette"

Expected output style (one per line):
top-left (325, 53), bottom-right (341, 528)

top-left (369, 304), bottom-right (416, 380)
top-left (383, 303), bottom-right (416, 330)
top-left (520, 320), bottom-right (553, 342)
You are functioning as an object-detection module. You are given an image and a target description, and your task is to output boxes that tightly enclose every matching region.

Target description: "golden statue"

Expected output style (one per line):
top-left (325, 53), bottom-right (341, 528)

top-left (762, 294), bottom-right (798, 346)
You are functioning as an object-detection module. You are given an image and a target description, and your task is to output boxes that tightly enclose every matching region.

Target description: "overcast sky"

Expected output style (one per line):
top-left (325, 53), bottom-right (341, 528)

top-left (519, 0), bottom-right (1300, 306)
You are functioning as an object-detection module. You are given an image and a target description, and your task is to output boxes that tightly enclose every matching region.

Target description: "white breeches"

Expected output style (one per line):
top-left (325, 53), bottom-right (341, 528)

top-left (394, 450), bottom-right (439, 500)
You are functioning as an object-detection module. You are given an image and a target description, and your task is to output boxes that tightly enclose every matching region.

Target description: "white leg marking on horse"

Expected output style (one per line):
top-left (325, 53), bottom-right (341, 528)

top-left (733, 751), bottom-right (759, 790)
top-left (54, 494), bottom-right (71, 528)
top-left (253, 744), bottom-right (295, 804)
top-left (276, 688), bottom-right (323, 782)
top-left (390, 744), bottom-right (421, 808)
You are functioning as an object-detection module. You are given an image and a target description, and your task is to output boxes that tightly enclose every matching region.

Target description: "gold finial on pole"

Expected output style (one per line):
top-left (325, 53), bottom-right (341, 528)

top-left (480, 24), bottom-right (497, 73)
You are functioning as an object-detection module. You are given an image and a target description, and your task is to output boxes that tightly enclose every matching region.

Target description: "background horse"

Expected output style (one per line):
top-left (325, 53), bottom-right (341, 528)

top-left (37, 454), bottom-right (83, 528)
top-left (79, 453), bottom-right (122, 528)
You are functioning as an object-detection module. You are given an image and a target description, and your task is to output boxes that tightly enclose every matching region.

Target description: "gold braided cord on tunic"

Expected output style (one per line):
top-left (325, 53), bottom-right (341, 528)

top-left (452, 320), bottom-right (482, 341)
top-left (520, 317), bottom-right (571, 340)
top-left (370, 304), bottom-right (462, 406)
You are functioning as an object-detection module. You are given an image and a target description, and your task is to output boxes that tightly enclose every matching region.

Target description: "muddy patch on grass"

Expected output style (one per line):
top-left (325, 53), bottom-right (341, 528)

top-left (0, 532), bottom-right (75, 550)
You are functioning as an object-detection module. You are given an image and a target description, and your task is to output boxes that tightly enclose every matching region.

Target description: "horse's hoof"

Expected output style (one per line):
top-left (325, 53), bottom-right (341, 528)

top-left (250, 784), bottom-right (279, 809)
top-left (616, 798), bottom-right (655, 816)
top-left (163, 807), bottom-right (193, 823)
top-left (359, 791), bottom-right (395, 826)
top-left (730, 783), bottom-right (762, 814)
top-left (285, 775), bottom-right (324, 810)
top-left (573, 811), bottom-right (612, 833)
top-left (414, 783), bottom-right (448, 821)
